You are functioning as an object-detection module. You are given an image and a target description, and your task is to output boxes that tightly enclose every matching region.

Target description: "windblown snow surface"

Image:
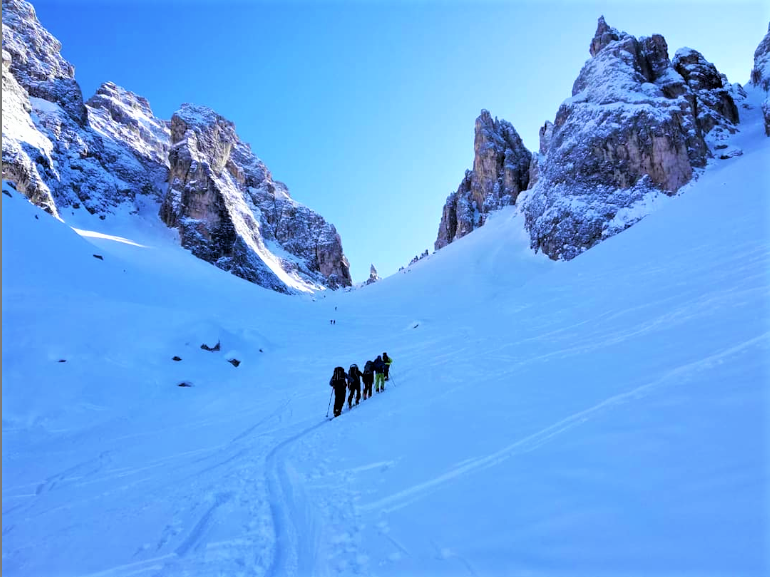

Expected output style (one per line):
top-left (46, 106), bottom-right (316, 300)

top-left (2, 101), bottom-right (768, 577)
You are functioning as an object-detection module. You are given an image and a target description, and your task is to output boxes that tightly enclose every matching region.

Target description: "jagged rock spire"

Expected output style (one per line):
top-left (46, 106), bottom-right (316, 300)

top-left (435, 110), bottom-right (533, 250)
top-left (364, 264), bottom-right (381, 285)
top-left (589, 16), bottom-right (626, 57)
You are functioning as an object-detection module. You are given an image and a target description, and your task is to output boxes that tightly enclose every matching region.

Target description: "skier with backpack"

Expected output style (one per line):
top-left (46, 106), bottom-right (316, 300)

top-left (347, 364), bottom-right (363, 409)
top-left (372, 355), bottom-right (387, 393)
top-left (382, 352), bottom-right (393, 381)
top-left (329, 366), bottom-right (348, 417)
top-left (362, 360), bottom-right (374, 400)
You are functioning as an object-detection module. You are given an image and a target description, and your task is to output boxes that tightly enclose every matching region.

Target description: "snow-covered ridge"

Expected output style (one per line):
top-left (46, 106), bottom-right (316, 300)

top-left (1, 0), bottom-right (352, 293)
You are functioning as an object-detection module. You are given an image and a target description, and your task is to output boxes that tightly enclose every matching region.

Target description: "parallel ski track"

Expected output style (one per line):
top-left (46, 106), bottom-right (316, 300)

top-left (264, 418), bottom-right (327, 577)
top-left (264, 385), bottom-right (397, 577)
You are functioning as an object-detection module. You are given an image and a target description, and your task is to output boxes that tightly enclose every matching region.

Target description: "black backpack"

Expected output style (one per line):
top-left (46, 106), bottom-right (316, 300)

top-left (363, 361), bottom-right (373, 375)
top-left (349, 364), bottom-right (359, 377)
top-left (332, 366), bottom-right (346, 387)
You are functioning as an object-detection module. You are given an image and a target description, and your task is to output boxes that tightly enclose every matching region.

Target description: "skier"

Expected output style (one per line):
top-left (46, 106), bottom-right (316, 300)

top-left (362, 360), bottom-right (374, 400)
top-left (347, 364), bottom-right (362, 409)
top-left (372, 355), bottom-right (386, 393)
top-left (382, 352), bottom-right (393, 381)
top-left (329, 366), bottom-right (348, 417)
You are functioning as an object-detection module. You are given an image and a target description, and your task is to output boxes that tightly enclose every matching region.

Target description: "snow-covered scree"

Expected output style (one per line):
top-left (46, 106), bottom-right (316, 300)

top-left (3, 105), bottom-right (768, 576)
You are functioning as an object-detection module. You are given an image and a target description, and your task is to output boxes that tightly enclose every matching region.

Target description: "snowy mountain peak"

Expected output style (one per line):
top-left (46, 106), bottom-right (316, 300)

top-left (86, 81), bottom-right (170, 169)
top-left (160, 103), bottom-right (352, 293)
top-left (589, 16), bottom-right (629, 57)
top-left (2, 0), bottom-right (85, 125)
top-left (174, 102), bottom-right (231, 131)
top-left (436, 17), bottom-right (746, 262)
top-left (2, 0), bottom-right (352, 294)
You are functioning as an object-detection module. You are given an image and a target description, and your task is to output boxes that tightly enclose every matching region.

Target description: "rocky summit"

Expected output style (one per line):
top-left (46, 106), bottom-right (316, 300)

top-left (159, 104), bottom-right (351, 293)
top-left (1, 0), bottom-right (351, 293)
top-left (435, 110), bottom-right (533, 250)
top-left (436, 16), bottom-right (752, 261)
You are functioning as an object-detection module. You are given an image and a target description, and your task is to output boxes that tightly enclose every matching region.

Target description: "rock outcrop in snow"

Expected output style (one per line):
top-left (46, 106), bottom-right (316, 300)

top-left (160, 104), bottom-right (351, 293)
top-left (364, 264), bottom-right (381, 286)
top-left (436, 16), bottom-right (744, 260)
top-left (750, 23), bottom-right (770, 135)
top-left (435, 110), bottom-right (532, 249)
top-left (1, 0), bottom-right (351, 293)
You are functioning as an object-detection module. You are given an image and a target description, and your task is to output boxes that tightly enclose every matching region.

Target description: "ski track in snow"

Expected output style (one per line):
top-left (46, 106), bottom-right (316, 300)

top-left (71, 554), bottom-right (178, 577)
top-left (264, 419), bottom-right (328, 577)
top-left (360, 332), bottom-right (769, 514)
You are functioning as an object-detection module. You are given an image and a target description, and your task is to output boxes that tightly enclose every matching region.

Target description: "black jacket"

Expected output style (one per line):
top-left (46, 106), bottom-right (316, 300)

top-left (347, 366), bottom-right (362, 387)
top-left (372, 357), bottom-right (386, 374)
top-left (330, 371), bottom-right (348, 389)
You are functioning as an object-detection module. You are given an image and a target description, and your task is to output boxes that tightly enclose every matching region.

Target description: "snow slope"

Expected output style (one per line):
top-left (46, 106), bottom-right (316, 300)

top-left (2, 101), bottom-right (768, 576)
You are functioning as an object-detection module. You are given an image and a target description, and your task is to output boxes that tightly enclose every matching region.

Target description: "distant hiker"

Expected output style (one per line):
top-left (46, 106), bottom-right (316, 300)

top-left (372, 355), bottom-right (386, 393)
top-left (362, 360), bottom-right (374, 399)
top-left (383, 352), bottom-right (393, 381)
top-left (329, 366), bottom-right (348, 417)
top-left (347, 364), bottom-right (362, 408)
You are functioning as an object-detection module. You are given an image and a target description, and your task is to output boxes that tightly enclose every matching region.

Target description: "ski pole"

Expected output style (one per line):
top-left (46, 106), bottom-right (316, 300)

top-left (389, 371), bottom-right (396, 386)
top-left (326, 389), bottom-right (333, 417)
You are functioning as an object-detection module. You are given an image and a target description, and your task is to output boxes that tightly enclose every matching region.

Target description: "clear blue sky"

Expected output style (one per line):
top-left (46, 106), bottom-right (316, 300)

top-left (31, 0), bottom-right (768, 282)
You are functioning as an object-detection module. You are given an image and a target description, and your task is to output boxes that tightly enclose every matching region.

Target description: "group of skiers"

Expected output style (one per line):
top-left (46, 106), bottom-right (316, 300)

top-left (328, 353), bottom-right (393, 417)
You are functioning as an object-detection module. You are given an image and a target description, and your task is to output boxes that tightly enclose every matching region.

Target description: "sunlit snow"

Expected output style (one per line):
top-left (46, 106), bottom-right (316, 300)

top-left (2, 95), bottom-right (768, 577)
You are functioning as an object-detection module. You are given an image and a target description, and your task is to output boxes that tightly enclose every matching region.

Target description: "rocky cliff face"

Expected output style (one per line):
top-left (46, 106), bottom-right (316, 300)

top-left (86, 81), bottom-right (170, 175)
top-left (435, 111), bottom-right (532, 249)
top-left (2, 0), bottom-right (351, 293)
top-left (1, 0), bottom-right (169, 217)
top-left (159, 104), bottom-right (351, 293)
top-left (525, 20), bottom-right (743, 260)
top-left (436, 16), bottom-right (745, 260)
top-left (1, 0), bottom-right (85, 125)
top-left (750, 23), bottom-right (770, 135)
